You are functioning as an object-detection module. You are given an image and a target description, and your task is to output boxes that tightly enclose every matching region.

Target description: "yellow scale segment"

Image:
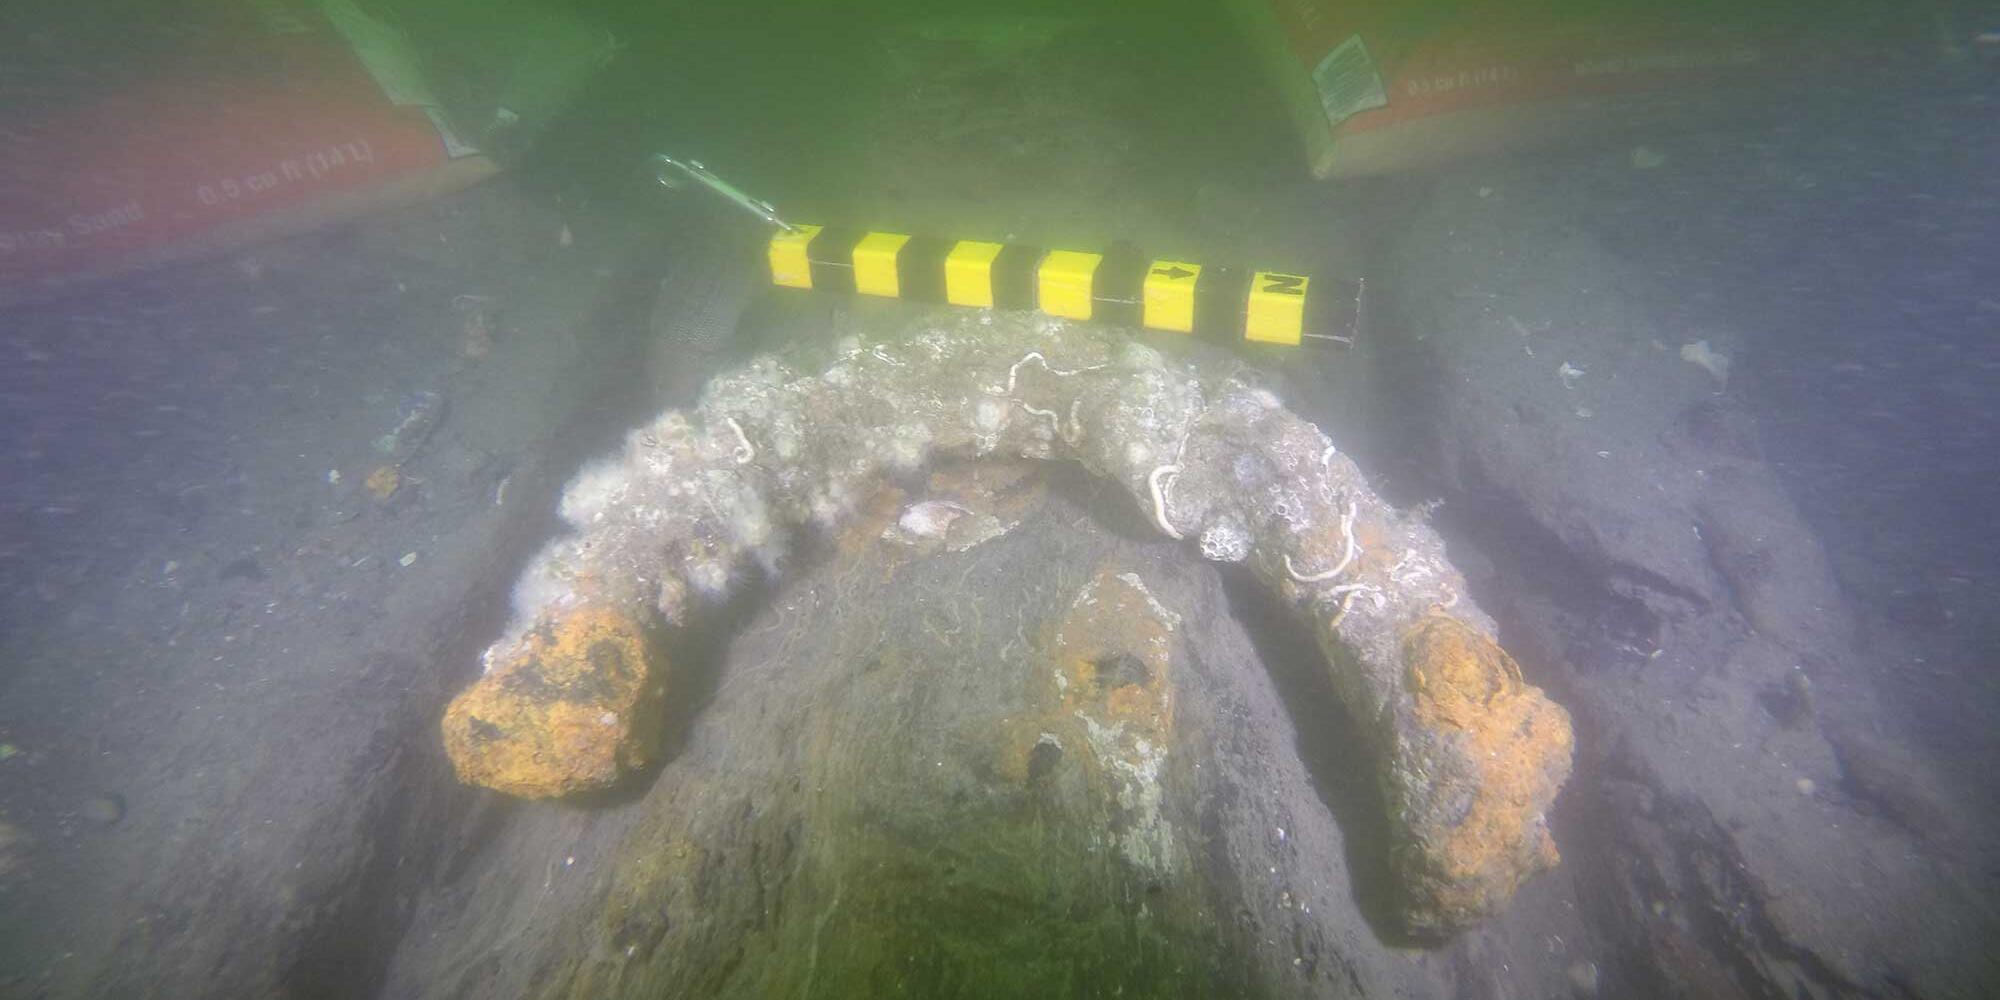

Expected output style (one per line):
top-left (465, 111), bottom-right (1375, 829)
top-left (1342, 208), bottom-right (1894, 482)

top-left (852, 231), bottom-right (911, 297)
top-left (1142, 259), bottom-right (1201, 334)
top-left (768, 224), bottom-right (821, 290)
top-left (944, 240), bottom-right (1004, 308)
top-left (1245, 271), bottom-right (1309, 346)
top-left (1037, 250), bottom-right (1101, 320)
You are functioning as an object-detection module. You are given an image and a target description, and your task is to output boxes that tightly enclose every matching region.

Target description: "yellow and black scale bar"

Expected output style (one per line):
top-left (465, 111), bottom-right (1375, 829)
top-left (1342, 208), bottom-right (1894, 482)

top-left (767, 225), bottom-right (1361, 348)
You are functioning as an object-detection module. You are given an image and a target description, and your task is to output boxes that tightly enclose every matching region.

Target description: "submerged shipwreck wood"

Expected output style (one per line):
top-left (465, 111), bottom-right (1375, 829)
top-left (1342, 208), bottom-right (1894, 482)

top-left (440, 313), bottom-right (1572, 932)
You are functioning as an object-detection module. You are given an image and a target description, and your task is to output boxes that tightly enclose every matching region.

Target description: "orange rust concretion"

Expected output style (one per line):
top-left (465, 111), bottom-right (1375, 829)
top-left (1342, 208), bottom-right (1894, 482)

top-left (441, 605), bottom-right (664, 799)
top-left (1394, 613), bottom-right (1573, 933)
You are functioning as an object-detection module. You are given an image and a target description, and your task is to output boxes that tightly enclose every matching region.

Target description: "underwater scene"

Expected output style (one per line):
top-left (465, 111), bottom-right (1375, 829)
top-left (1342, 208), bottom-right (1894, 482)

top-left (1, 1), bottom-right (1995, 997)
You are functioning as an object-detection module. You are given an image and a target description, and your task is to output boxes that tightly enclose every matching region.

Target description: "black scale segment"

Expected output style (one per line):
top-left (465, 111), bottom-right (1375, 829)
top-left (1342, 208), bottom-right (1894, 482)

top-left (894, 235), bottom-right (952, 304)
top-left (805, 227), bottom-right (865, 294)
top-left (990, 244), bottom-right (1045, 311)
top-left (1089, 241), bottom-right (1148, 328)
top-left (1192, 265), bottom-right (1250, 344)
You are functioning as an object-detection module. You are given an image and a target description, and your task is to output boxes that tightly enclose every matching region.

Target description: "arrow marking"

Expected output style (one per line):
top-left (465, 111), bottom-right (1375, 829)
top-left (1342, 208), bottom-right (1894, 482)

top-left (1261, 274), bottom-right (1306, 295)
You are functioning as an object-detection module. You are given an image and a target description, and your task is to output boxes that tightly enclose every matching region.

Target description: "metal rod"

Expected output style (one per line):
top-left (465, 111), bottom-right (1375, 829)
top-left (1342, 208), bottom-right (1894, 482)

top-left (653, 154), bottom-right (796, 232)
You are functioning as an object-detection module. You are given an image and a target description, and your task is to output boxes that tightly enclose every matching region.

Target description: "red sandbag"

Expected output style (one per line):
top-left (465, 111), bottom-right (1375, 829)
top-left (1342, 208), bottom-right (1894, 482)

top-left (0, 2), bottom-right (495, 304)
top-left (1230, 0), bottom-right (1943, 177)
